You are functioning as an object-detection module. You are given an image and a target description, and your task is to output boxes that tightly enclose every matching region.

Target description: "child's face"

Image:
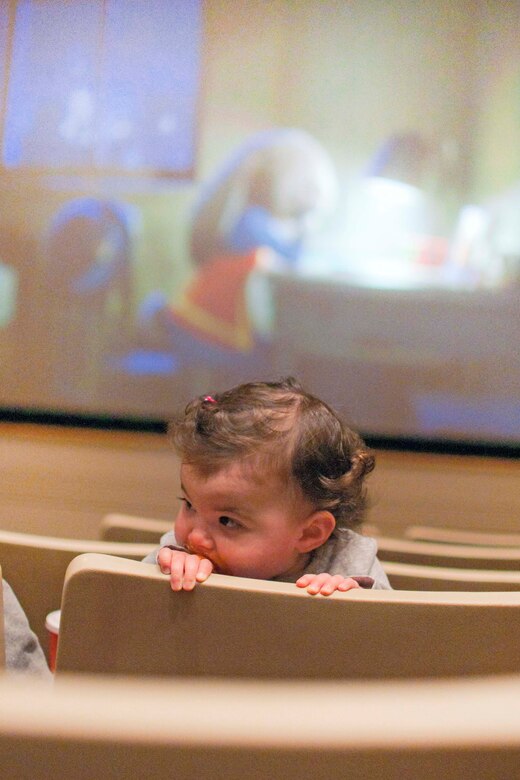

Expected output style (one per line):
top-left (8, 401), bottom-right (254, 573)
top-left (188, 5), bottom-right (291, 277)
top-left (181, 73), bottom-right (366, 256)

top-left (174, 460), bottom-right (320, 580)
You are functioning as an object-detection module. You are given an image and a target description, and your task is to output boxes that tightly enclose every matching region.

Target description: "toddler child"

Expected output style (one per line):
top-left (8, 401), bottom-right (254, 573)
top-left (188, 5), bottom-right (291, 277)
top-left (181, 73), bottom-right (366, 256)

top-left (3, 580), bottom-right (51, 676)
top-left (144, 377), bottom-right (391, 595)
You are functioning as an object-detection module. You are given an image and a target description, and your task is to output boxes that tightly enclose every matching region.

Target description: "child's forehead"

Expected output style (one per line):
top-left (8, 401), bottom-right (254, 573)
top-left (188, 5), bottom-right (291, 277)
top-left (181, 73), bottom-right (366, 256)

top-left (181, 458), bottom-right (283, 491)
top-left (180, 460), bottom-right (310, 520)
top-left (182, 457), bottom-right (309, 507)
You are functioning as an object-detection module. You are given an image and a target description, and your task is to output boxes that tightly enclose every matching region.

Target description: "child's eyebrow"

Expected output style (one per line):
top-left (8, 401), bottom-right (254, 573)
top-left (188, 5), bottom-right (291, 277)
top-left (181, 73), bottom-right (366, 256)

top-left (213, 501), bottom-right (246, 517)
top-left (180, 482), bottom-right (251, 519)
top-left (217, 505), bottom-right (244, 517)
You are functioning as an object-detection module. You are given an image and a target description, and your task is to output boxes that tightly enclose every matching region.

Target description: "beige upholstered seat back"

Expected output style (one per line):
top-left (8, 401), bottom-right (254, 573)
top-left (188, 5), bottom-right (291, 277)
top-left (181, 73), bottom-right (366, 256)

top-left (376, 535), bottom-right (520, 570)
top-left (1, 672), bottom-right (520, 778)
top-left (0, 565), bottom-right (4, 670)
top-left (0, 530), bottom-right (154, 651)
top-left (99, 513), bottom-right (171, 543)
top-left (384, 560), bottom-right (520, 591)
top-left (57, 553), bottom-right (520, 680)
top-left (405, 525), bottom-right (520, 547)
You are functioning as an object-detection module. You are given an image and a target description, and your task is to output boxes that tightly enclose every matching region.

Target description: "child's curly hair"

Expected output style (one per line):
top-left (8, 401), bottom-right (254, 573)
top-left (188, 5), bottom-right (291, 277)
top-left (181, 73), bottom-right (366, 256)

top-left (169, 377), bottom-right (375, 530)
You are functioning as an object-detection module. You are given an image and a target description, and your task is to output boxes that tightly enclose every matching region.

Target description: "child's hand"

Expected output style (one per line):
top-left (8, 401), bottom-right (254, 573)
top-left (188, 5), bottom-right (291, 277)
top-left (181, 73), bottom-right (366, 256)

top-left (157, 547), bottom-right (214, 591)
top-left (295, 573), bottom-right (361, 596)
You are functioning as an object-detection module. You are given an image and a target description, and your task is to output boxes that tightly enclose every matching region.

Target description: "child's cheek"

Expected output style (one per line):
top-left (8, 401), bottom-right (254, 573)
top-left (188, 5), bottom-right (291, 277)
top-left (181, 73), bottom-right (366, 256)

top-left (174, 517), bottom-right (187, 546)
top-left (208, 554), bottom-right (228, 575)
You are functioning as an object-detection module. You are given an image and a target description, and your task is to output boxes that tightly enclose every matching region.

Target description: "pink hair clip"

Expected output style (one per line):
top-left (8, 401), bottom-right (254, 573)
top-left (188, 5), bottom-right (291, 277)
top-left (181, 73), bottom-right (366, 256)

top-left (203, 395), bottom-right (216, 403)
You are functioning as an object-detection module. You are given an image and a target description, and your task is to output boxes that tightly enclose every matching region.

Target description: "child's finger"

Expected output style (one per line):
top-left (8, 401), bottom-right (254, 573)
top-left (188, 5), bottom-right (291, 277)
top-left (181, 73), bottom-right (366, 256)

top-left (181, 554), bottom-right (206, 591)
top-left (305, 573), bottom-right (331, 595)
top-left (295, 574), bottom-right (314, 588)
top-left (195, 558), bottom-right (214, 582)
top-left (169, 553), bottom-right (188, 591)
top-left (156, 548), bottom-right (173, 574)
top-left (337, 577), bottom-right (361, 592)
top-left (318, 575), bottom-right (344, 595)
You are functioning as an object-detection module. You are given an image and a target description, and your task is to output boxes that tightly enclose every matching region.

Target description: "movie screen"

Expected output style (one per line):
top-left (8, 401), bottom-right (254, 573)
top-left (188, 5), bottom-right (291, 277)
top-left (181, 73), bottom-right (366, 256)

top-left (0, 0), bottom-right (519, 449)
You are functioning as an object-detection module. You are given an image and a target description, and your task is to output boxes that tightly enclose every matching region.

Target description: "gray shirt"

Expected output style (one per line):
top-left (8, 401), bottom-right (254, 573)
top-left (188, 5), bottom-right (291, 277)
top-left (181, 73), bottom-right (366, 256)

top-left (275, 528), bottom-right (392, 589)
top-left (144, 528), bottom-right (392, 590)
top-left (2, 580), bottom-right (52, 677)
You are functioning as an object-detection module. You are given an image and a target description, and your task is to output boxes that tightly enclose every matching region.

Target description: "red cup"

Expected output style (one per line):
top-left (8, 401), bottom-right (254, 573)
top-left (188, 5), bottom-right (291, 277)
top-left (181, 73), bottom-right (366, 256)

top-left (45, 609), bottom-right (61, 672)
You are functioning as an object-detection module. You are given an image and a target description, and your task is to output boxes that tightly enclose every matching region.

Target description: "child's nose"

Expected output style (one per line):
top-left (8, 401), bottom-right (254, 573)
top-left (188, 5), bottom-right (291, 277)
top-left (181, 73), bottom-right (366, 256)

top-left (187, 527), bottom-right (215, 553)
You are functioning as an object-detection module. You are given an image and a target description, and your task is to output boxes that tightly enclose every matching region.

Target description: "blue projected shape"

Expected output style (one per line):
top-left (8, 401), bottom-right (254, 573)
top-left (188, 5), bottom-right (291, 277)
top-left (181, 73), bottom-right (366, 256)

top-left (106, 350), bottom-right (178, 376)
top-left (3, 0), bottom-right (101, 168)
top-left (414, 393), bottom-right (520, 440)
top-left (99, 0), bottom-right (201, 172)
top-left (2, 0), bottom-right (201, 176)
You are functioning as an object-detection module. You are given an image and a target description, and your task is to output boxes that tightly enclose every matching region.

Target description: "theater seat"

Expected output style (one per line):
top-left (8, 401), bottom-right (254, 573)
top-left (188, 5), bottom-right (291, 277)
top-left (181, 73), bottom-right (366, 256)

top-left (375, 535), bottom-right (520, 570)
top-left (57, 553), bottom-right (520, 680)
top-left (1, 672), bottom-right (520, 779)
top-left (0, 530), bottom-right (154, 653)
top-left (384, 560), bottom-right (520, 591)
top-left (99, 513), bottom-right (171, 544)
top-left (405, 524), bottom-right (520, 547)
top-left (0, 565), bottom-right (4, 670)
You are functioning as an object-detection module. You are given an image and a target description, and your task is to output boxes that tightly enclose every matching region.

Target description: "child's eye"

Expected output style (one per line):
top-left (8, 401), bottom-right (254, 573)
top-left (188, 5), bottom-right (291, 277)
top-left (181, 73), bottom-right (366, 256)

top-left (219, 516), bottom-right (241, 529)
top-left (178, 496), bottom-right (193, 511)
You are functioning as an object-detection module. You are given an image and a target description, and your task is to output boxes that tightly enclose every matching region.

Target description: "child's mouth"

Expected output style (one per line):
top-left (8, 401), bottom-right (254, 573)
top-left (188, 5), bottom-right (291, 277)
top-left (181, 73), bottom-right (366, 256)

top-left (185, 544), bottom-right (225, 574)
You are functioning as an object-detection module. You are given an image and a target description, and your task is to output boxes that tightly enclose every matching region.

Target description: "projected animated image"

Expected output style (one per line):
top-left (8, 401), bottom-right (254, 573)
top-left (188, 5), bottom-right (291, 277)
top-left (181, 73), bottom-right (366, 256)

top-left (137, 128), bottom-right (338, 379)
top-left (0, 0), bottom-right (519, 448)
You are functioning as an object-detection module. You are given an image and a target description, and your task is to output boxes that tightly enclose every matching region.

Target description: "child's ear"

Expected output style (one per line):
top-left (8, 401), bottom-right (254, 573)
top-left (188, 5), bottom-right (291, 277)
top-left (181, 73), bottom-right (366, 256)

top-left (296, 510), bottom-right (336, 553)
